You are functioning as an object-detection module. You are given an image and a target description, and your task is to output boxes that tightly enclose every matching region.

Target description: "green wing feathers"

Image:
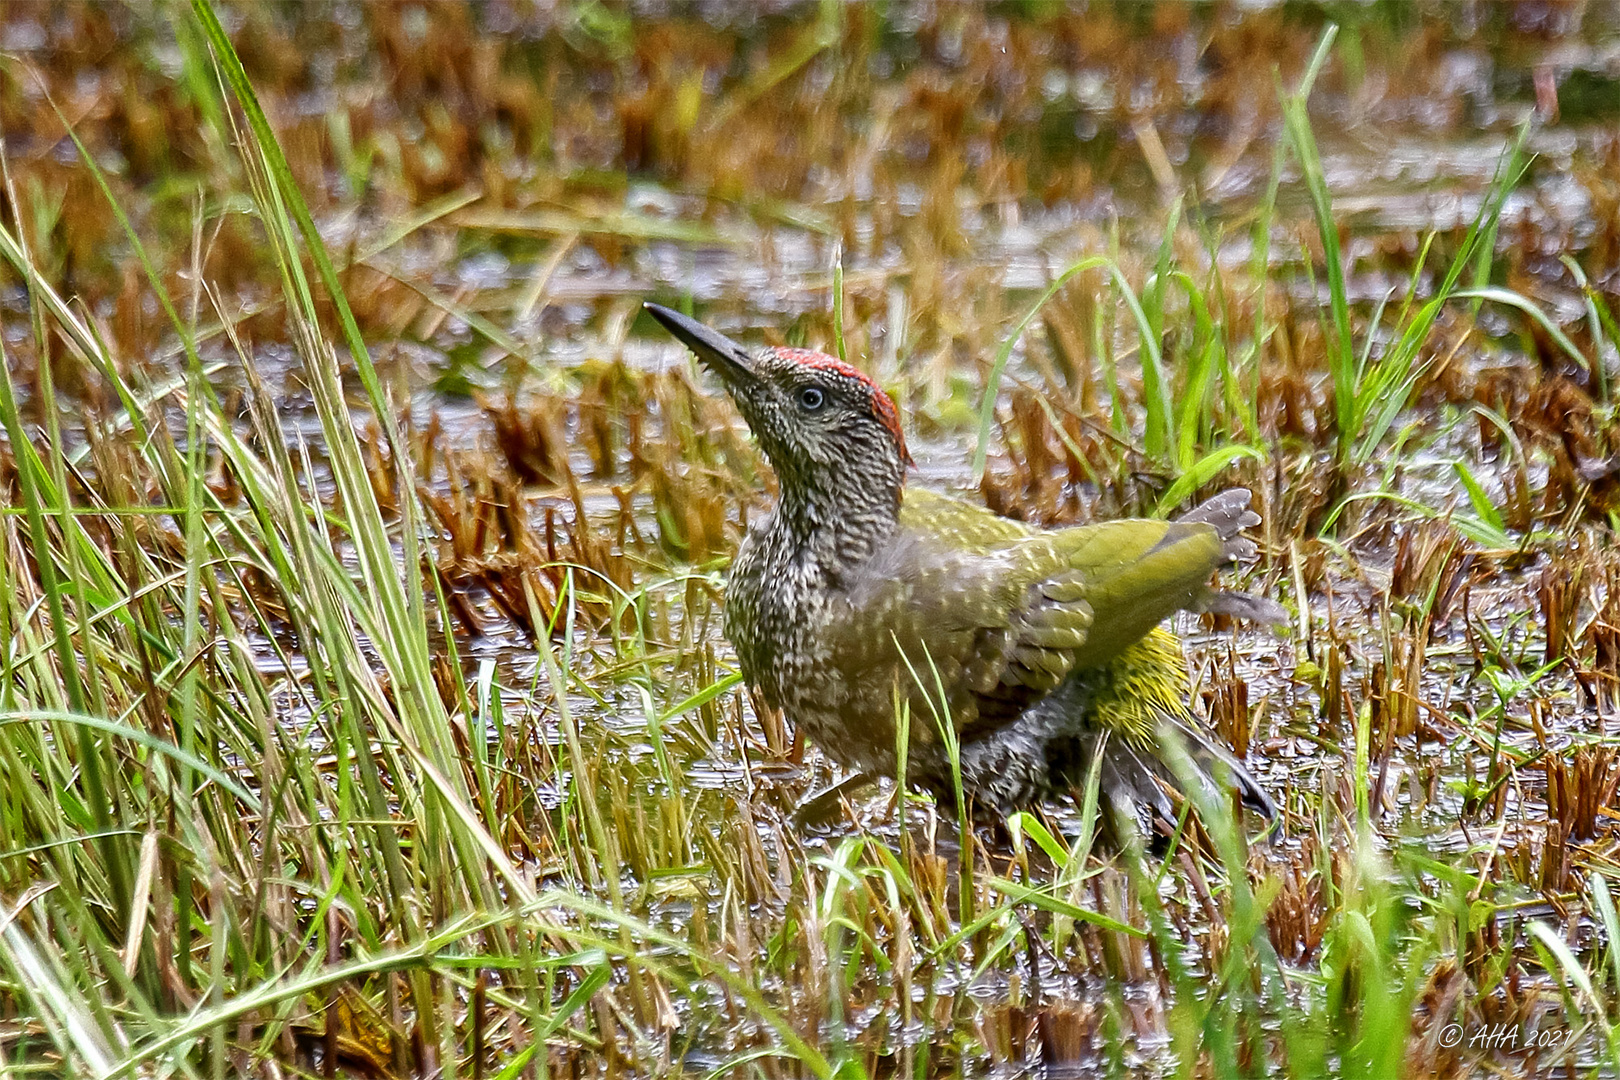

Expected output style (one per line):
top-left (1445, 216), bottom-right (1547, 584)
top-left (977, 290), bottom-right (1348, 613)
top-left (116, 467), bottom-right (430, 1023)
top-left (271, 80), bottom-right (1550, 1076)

top-left (874, 487), bottom-right (1272, 739)
top-left (1053, 518), bottom-right (1226, 667)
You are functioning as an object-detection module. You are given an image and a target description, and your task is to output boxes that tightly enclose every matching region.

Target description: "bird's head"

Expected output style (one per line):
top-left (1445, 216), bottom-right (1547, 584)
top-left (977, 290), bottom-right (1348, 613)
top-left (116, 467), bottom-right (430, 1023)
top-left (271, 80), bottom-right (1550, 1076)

top-left (647, 303), bottom-right (912, 513)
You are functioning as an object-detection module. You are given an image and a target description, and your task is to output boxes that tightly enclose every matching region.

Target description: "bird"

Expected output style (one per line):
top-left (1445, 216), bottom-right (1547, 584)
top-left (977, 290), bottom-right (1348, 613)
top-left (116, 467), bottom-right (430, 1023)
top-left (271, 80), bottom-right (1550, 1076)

top-left (646, 302), bottom-right (1284, 839)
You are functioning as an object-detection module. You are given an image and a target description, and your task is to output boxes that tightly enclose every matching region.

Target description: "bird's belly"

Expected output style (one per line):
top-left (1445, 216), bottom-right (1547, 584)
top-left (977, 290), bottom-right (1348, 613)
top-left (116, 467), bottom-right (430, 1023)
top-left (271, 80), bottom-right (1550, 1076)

top-left (778, 677), bottom-right (900, 775)
top-left (731, 605), bottom-right (1195, 815)
top-left (728, 587), bottom-right (903, 776)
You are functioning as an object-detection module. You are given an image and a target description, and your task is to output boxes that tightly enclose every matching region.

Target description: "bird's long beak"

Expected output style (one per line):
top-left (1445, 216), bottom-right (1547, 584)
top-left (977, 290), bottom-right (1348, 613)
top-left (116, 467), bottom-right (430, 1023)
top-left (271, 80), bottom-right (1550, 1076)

top-left (644, 303), bottom-right (757, 387)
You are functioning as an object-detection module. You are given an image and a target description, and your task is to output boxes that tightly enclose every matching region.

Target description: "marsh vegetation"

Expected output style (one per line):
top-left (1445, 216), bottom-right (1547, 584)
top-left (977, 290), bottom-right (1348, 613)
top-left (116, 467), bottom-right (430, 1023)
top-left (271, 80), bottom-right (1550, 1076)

top-left (1, 2), bottom-right (1620, 1076)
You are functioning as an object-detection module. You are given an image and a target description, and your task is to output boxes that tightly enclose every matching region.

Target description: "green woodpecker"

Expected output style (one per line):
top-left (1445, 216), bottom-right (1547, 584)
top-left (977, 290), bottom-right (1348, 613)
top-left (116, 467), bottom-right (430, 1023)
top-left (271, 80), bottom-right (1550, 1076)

top-left (648, 303), bottom-right (1283, 837)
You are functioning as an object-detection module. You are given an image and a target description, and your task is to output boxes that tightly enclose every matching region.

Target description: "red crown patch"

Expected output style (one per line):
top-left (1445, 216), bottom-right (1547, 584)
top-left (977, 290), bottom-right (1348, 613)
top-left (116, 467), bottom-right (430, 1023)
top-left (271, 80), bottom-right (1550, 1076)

top-left (773, 348), bottom-right (913, 467)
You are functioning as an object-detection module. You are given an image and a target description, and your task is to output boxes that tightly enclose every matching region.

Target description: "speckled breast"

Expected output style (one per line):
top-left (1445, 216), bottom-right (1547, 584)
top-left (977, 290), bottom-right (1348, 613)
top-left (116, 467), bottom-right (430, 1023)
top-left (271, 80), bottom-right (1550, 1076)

top-left (724, 532), bottom-right (900, 776)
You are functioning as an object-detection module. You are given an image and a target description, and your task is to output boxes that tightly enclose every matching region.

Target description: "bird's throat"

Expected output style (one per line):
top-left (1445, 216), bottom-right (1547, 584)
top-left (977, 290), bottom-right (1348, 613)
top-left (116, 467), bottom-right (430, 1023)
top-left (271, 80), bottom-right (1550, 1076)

top-left (772, 473), bottom-right (903, 580)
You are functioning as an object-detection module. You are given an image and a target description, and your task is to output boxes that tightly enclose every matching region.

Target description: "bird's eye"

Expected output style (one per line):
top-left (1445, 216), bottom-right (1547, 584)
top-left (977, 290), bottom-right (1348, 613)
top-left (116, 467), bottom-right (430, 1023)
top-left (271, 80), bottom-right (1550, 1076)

top-left (798, 386), bottom-right (826, 411)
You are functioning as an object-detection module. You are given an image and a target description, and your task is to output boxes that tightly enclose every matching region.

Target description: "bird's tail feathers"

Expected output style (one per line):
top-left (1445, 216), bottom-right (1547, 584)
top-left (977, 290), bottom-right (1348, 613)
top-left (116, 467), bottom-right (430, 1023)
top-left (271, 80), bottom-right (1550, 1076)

top-left (1094, 734), bottom-right (1177, 836)
top-left (1087, 712), bottom-right (1277, 850)
top-left (1158, 713), bottom-right (1278, 821)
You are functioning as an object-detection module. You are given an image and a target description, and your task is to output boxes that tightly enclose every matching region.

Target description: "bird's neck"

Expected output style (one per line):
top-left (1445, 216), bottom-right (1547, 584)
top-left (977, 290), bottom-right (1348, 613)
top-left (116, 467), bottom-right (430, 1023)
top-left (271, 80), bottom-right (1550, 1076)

top-left (771, 469), bottom-right (903, 578)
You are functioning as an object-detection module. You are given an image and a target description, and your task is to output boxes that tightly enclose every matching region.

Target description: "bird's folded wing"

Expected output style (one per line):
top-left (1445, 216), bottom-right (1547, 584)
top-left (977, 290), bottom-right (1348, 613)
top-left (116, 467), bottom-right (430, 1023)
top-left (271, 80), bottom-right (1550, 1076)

top-left (1054, 518), bottom-right (1227, 667)
top-left (843, 515), bottom-right (1231, 740)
